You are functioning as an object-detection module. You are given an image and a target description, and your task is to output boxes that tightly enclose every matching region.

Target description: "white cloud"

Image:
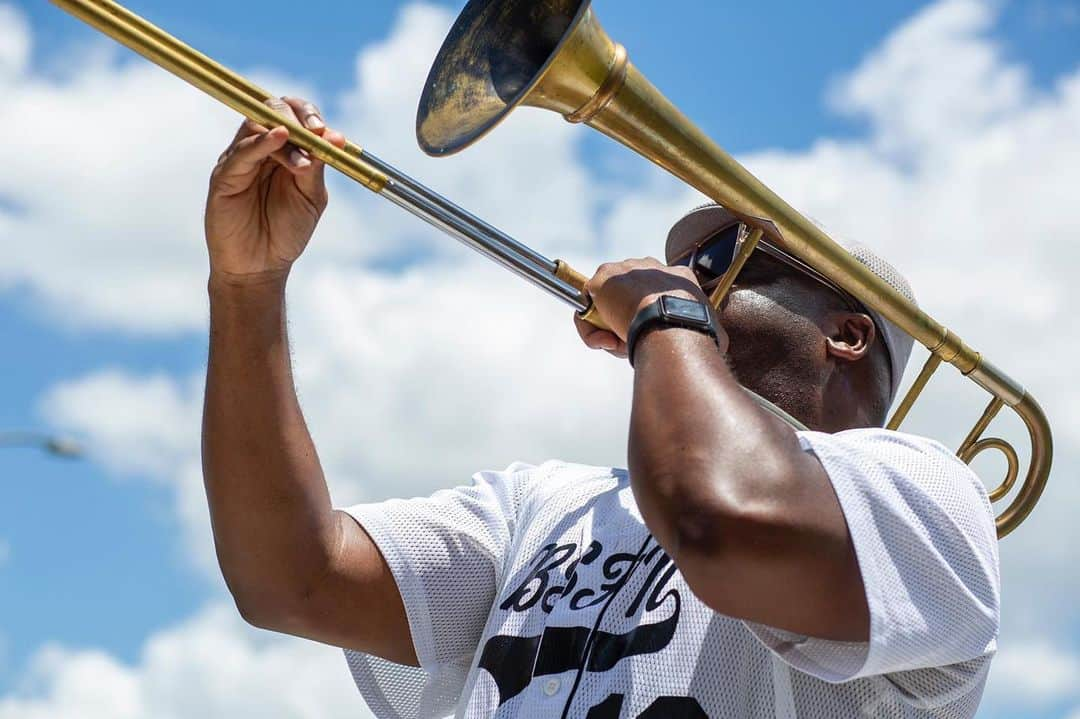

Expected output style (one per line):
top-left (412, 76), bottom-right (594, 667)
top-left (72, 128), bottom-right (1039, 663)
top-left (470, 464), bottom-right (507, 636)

top-left (987, 640), bottom-right (1080, 706)
top-left (0, 603), bottom-right (370, 719)
top-left (41, 371), bottom-right (199, 479)
top-left (828, 0), bottom-right (1029, 158)
top-left (6, 0), bottom-right (1080, 714)
top-left (0, 4), bottom-right (29, 79)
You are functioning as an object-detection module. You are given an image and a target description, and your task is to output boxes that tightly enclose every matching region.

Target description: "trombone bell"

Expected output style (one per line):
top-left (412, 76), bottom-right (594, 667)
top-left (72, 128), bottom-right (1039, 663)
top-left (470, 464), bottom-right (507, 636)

top-left (417, 0), bottom-right (615, 155)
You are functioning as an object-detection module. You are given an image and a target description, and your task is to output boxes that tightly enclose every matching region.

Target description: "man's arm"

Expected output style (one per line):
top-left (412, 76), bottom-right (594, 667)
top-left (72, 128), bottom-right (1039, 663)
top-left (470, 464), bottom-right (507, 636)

top-left (201, 96), bottom-right (416, 665)
top-left (628, 326), bottom-right (868, 641)
top-left (577, 259), bottom-right (868, 641)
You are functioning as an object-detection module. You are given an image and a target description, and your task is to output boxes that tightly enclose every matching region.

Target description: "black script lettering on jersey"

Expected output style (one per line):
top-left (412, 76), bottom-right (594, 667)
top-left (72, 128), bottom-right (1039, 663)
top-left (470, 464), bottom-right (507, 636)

top-left (479, 537), bottom-right (683, 707)
top-left (499, 540), bottom-right (672, 616)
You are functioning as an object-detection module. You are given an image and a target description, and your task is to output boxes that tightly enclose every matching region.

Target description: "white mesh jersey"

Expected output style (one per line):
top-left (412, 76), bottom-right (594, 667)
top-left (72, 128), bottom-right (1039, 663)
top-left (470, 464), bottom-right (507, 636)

top-left (340, 429), bottom-right (1000, 719)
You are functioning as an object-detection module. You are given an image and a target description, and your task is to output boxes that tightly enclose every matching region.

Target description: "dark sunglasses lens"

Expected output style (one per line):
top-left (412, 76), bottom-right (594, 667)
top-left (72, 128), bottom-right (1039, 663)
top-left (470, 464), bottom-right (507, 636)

top-left (692, 224), bottom-right (740, 285)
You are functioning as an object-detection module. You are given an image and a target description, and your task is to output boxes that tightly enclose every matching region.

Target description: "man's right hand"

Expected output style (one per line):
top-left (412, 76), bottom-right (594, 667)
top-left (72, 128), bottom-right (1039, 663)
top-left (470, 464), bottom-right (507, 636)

top-left (205, 96), bottom-right (347, 285)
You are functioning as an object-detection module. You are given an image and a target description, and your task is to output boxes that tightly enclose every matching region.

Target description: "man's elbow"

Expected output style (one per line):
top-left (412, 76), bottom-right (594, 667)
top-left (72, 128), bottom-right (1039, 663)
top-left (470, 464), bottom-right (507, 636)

top-left (666, 489), bottom-right (786, 563)
top-left (228, 578), bottom-right (317, 635)
top-left (636, 460), bottom-right (785, 557)
top-left (635, 443), bottom-right (800, 546)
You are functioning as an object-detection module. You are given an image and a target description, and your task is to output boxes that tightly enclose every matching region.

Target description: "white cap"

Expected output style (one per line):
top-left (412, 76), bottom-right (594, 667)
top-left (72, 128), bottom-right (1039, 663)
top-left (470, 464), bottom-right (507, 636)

top-left (666, 204), bottom-right (916, 402)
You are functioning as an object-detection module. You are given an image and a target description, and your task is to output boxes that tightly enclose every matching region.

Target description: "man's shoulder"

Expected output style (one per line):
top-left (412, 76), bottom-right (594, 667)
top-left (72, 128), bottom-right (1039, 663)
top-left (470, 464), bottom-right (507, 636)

top-left (474, 459), bottom-right (624, 490)
top-left (797, 427), bottom-right (977, 480)
top-left (796, 427), bottom-right (997, 544)
top-left (470, 459), bottom-right (625, 514)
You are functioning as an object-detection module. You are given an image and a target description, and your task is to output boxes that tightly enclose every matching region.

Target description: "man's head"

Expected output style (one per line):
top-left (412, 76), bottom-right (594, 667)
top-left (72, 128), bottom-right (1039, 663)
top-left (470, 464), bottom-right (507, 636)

top-left (666, 205), bottom-right (916, 432)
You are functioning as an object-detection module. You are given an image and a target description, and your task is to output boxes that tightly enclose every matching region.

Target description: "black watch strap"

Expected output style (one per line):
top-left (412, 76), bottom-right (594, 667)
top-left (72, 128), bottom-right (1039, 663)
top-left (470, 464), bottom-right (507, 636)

top-left (626, 295), bottom-right (720, 367)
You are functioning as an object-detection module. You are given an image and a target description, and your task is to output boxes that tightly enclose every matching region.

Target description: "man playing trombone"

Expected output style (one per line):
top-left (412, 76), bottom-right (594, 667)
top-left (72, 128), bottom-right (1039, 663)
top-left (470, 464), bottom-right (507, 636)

top-left (202, 97), bottom-right (999, 718)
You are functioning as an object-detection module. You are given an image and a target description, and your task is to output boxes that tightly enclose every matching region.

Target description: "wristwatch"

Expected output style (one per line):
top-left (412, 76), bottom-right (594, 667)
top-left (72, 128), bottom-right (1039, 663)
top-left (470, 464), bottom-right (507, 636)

top-left (626, 295), bottom-right (721, 367)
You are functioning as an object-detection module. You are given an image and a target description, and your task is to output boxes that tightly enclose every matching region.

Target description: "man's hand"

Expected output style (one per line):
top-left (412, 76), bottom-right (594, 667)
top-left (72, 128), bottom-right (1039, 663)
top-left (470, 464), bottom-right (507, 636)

top-left (205, 96), bottom-right (347, 285)
top-left (574, 257), bottom-right (719, 358)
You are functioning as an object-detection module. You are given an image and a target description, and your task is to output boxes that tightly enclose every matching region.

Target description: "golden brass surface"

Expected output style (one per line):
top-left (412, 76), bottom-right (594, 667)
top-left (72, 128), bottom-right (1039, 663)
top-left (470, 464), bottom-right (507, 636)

top-left (51, 0), bottom-right (388, 191)
top-left (996, 393), bottom-right (1052, 536)
top-left (555, 260), bottom-right (611, 332)
top-left (73, 0), bottom-right (370, 163)
top-left (886, 354), bottom-right (943, 431)
top-left (960, 397), bottom-right (1006, 456)
top-left (565, 43), bottom-right (628, 124)
top-left (962, 438), bottom-right (1020, 503)
top-left (576, 304), bottom-right (608, 332)
top-left (708, 228), bottom-right (763, 310)
top-left (421, 0), bottom-right (1053, 537)
top-left (555, 259), bottom-right (590, 291)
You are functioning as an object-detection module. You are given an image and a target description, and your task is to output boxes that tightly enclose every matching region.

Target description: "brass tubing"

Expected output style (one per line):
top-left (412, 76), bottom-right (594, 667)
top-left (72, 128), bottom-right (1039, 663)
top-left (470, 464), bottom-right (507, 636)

top-left (555, 260), bottom-right (591, 292)
top-left (960, 438), bottom-right (1020, 503)
top-left (886, 354), bottom-right (943, 431)
top-left (588, 62), bottom-right (954, 361)
top-left (77, 0), bottom-right (370, 160)
top-left (708, 228), bottom-right (763, 310)
top-left (996, 393), bottom-right (1053, 537)
top-left (565, 43), bottom-right (629, 124)
top-left (959, 397), bottom-right (1005, 457)
top-left (952, 393), bottom-right (1053, 538)
top-left (968, 358), bottom-right (1026, 407)
top-left (554, 260), bottom-right (611, 332)
top-left (50, 0), bottom-right (388, 190)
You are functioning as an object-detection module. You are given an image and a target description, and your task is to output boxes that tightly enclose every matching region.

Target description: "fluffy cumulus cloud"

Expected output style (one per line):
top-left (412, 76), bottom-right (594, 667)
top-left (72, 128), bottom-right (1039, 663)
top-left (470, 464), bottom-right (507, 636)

top-left (0, 4), bottom-right (29, 78)
top-left (0, 604), bottom-right (369, 719)
top-left (987, 640), bottom-right (1080, 710)
top-left (4, 0), bottom-right (1080, 715)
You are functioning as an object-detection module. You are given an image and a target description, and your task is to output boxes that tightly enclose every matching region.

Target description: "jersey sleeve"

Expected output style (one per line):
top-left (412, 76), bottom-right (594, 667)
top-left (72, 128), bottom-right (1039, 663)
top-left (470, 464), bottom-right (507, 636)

top-left (744, 429), bottom-right (1000, 691)
top-left (338, 462), bottom-right (537, 719)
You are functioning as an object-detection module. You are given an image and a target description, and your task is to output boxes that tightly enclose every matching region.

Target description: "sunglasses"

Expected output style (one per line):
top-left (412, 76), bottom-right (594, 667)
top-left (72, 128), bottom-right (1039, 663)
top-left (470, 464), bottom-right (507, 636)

top-left (669, 221), bottom-right (866, 313)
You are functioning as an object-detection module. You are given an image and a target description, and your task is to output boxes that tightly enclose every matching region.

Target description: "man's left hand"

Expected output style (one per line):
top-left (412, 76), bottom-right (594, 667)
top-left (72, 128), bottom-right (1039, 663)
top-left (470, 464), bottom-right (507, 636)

top-left (574, 257), bottom-right (709, 358)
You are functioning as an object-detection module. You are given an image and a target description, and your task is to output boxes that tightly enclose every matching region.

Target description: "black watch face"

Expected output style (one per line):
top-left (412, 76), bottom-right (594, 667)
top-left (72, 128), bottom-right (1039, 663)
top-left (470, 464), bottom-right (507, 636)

top-left (661, 295), bottom-right (710, 324)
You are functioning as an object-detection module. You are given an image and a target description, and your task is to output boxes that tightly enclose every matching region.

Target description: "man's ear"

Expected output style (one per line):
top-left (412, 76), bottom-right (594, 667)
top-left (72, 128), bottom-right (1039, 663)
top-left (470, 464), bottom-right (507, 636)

top-left (825, 312), bottom-right (876, 363)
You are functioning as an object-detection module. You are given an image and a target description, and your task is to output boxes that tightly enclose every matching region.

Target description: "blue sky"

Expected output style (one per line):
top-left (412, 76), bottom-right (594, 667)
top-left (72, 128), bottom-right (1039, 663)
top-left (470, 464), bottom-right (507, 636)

top-left (1, 0), bottom-right (1079, 717)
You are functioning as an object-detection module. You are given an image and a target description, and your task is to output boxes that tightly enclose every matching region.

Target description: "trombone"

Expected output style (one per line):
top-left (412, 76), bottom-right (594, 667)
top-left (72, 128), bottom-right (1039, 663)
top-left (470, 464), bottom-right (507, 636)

top-left (49, 0), bottom-right (1052, 537)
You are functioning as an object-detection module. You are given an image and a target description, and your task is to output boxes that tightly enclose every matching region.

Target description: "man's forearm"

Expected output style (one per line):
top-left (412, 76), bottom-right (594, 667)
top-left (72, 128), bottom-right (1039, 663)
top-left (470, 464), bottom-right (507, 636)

top-left (202, 273), bottom-right (339, 621)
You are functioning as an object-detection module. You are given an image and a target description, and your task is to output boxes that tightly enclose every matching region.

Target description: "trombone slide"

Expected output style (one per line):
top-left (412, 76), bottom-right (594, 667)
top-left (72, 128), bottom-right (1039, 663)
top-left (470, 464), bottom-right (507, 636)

top-left (49, 0), bottom-right (603, 324)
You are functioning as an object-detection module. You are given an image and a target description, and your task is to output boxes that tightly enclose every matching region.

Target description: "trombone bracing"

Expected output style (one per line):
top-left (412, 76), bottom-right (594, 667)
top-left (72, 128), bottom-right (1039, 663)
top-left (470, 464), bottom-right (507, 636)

top-left (50, 0), bottom-right (1052, 537)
